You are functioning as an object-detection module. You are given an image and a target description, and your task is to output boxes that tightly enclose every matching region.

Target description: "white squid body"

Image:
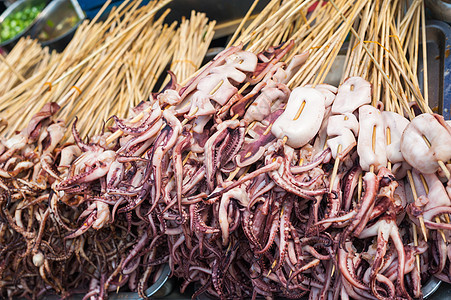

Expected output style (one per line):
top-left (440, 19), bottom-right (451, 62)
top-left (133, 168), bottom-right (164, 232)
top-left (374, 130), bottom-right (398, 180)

top-left (381, 111), bottom-right (410, 163)
top-left (271, 87), bottom-right (325, 149)
top-left (400, 113), bottom-right (451, 174)
top-left (305, 83), bottom-right (338, 107)
top-left (196, 51), bottom-right (257, 106)
top-left (326, 113), bottom-right (359, 159)
top-left (92, 201), bottom-right (111, 230)
top-left (423, 172), bottom-right (451, 210)
top-left (331, 77), bottom-right (372, 114)
top-left (357, 105), bottom-right (387, 171)
top-left (186, 91), bottom-right (216, 117)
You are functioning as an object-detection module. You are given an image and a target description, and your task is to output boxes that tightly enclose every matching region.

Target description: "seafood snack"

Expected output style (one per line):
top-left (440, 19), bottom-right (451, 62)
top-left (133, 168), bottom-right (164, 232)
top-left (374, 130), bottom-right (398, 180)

top-left (1, 43), bottom-right (443, 299)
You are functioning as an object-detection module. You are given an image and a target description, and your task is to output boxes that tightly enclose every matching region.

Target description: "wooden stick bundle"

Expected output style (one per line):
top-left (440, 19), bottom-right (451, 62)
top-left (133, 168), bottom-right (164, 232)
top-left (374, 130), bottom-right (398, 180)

top-left (0, 0), bottom-right (215, 141)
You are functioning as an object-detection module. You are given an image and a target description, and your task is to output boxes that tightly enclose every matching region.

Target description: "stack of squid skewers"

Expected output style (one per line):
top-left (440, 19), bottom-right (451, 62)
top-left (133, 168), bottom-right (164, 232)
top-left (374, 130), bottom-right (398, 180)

top-left (0, 0), bottom-right (450, 299)
top-left (52, 38), bottom-right (451, 299)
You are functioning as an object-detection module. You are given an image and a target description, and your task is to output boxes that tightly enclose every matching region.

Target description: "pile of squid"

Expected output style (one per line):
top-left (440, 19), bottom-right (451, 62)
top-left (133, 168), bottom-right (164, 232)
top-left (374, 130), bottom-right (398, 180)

top-left (0, 105), bottom-right (169, 298)
top-left (2, 40), bottom-right (451, 299)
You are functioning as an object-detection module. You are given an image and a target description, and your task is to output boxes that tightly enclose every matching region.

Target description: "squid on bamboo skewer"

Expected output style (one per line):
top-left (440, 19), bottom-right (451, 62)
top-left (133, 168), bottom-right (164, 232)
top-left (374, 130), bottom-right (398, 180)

top-left (2, 0), bottom-right (451, 299)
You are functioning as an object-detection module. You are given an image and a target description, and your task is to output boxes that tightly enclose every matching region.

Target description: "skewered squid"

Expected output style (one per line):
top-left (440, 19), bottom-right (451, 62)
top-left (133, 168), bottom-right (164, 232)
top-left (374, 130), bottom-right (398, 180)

top-left (271, 86), bottom-right (325, 148)
top-left (3, 41), bottom-right (451, 300)
top-left (400, 113), bottom-right (451, 174)
top-left (357, 105), bottom-right (387, 172)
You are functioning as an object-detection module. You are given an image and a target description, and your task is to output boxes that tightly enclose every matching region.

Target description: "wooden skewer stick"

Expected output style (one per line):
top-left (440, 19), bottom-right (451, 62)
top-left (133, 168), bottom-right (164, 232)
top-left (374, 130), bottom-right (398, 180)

top-left (386, 127), bottom-right (392, 171)
top-left (0, 53), bottom-right (26, 82)
top-left (444, 213), bottom-right (451, 224)
top-left (245, 121), bottom-right (257, 134)
top-left (293, 101), bottom-right (306, 121)
top-left (357, 173), bottom-right (363, 204)
top-left (412, 221), bottom-right (421, 274)
top-left (210, 80), bottom-right (224, 95)
top-left (329, 144), bottom-right (342, 193)
top-left (227, 0), bottom-right (261, 48)
top-left (181, 107), bottom-right (199, 126)
top-left (406, 169), bottom-right (428, 242)
top-left (420, 2), bottom-right (429, 107)
top-left (354, 123), bottom-right (378, 201)
top-left (369, 125), bottom-right (377, 174)
top-left (329, 0), bottom-right (414, 120)
top-left (182, 151), bottom-right (192, 165)
top-left (226, 167), bottom-right (242, 182)
top-left (266, 259), bottom-right (278, 277)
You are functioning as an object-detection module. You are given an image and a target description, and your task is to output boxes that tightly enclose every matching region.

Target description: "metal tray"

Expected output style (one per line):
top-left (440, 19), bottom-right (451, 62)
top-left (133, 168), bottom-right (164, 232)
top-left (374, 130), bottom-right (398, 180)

top-left (419, 20), bottom-right (451, 120)
top-left (0, 0), bottom-right (47, 51)
top-left (41, 264), bottom-right (172, 300)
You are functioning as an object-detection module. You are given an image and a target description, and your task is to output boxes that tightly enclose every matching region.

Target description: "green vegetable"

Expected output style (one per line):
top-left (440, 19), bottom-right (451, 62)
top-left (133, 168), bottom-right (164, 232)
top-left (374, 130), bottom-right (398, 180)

top-left (0, 3), bottom-right (45, 43)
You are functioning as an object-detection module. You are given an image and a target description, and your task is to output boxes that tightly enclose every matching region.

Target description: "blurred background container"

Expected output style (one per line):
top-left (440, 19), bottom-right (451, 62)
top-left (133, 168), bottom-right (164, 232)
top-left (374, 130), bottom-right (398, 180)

top-left (0, 0), bottom-right (46, 51)
top-left (28, 0), bottom-right (84, 51)
top-left (425, 0), bottom-right (451, 23)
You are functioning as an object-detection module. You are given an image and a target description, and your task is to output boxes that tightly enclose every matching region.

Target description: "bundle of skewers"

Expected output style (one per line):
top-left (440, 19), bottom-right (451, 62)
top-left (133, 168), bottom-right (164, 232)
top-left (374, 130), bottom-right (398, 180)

top-left (0, 0), bottom-right (215, 140)
top-left (0, 0), bottom-right (450, 299)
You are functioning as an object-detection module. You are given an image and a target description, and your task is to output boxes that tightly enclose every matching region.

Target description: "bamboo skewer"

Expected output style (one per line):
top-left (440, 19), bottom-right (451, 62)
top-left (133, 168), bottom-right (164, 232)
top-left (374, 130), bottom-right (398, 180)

top-left (0, 0), bottom-right (220, 142)
top-left (412, 221), bottom-right (422, 274)
top-left (386, 118), bottom-right (423, 273)
top-left (329, 0), bottom-right (414, 120)
top-left (226, 0), bottom-right (261, 48)
top-left (330, 1), bottom-right (445, 252)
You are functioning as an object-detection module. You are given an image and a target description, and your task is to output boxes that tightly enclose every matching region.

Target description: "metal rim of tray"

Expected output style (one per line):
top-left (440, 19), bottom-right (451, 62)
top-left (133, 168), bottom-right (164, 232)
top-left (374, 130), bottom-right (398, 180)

top-left (423, 276), bottom-right (442, 299)
top-left (108, 263), bottom-right (171, 300)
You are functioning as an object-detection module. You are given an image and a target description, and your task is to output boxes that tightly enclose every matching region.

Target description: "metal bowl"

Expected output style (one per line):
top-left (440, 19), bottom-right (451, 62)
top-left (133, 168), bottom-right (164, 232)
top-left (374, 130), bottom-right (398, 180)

top-left (28, 0), bottom-right (85, 52)
top-left (0, 0), bottom-right (47, 51)
top-left (108, 264), bottom-right (172, 299)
